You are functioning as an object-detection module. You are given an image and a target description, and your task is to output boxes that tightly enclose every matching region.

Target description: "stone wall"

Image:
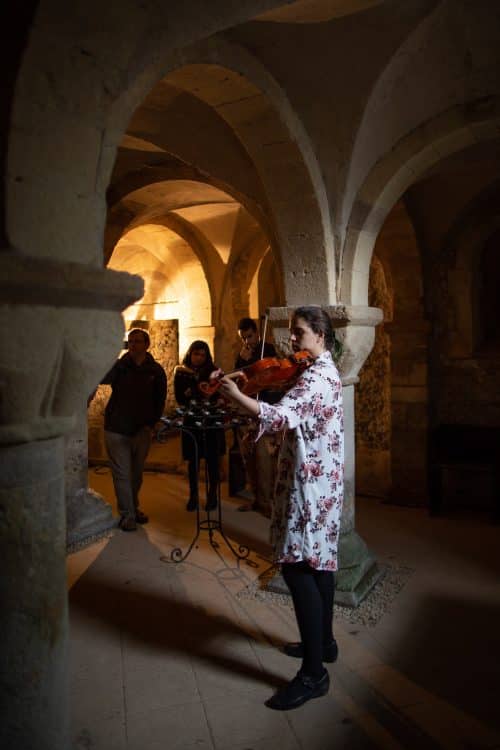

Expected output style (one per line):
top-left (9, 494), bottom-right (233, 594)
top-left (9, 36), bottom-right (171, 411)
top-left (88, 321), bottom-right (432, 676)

top-left (355, 203), bottom-right (429, 505)
top-left (432, 230), bottom-right (500, 428)
top-left (426, 231), bottom-right (500, 509)
top-left (355, 256), bottom-right (392, 497)
top-left (382, 204), bottom-right (429, 505)
top-left (148, 319), bottom-right (179, 416)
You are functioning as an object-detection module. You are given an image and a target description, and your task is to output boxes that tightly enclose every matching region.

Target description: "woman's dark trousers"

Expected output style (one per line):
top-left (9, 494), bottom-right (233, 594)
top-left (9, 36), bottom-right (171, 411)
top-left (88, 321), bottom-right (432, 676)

top-left (281, 561), bottom-right (335, 679)
top-left (187, 452), bottom-right (219, 502)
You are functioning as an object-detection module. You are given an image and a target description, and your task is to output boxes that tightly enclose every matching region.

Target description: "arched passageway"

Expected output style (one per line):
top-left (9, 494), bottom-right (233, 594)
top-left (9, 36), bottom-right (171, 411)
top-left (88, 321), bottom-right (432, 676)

top-left (353, 140), bottom-right (500, 510)
top-left (106, 174), bottom-right (284, 364)
top-left (4, 4), bottom-right (500, 747)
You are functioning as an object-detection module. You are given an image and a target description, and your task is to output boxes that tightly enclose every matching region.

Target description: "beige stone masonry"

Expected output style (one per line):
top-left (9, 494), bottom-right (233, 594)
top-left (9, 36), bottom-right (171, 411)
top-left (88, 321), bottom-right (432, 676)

top-left (267, 304), bottom-right (383, 384)
top-left (0, 249), bottom-right (143, 444)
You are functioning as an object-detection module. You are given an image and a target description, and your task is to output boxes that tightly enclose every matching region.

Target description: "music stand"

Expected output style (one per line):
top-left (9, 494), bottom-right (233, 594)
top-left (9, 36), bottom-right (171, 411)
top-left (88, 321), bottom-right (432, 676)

top-left (157, 406), bottom-right (255, 566)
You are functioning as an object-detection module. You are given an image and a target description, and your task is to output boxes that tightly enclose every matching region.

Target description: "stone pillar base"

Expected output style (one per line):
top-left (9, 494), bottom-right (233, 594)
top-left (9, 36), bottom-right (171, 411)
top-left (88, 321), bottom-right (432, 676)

top-left (66, 488), bottom-right (116, 550)
top-left (336, 529), bottom-right (383, 607)
top-left (262, 531), bottom-right (382, 609)
top-left (262, 569), bottom-right (288, 595)
top-left (0, 438), bottom-right (69, 750)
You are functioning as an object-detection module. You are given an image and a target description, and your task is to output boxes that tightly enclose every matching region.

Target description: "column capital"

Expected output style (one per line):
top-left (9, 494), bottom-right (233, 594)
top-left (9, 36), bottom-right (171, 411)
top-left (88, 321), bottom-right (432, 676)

top-left (0, 248), bottom-right (144, 444)
top-left (266, 304), bottom-right (382, 328)
top-left (266, 304), bottom-right (383, 384)
top-left (0, 247), bottom-right (143, 310)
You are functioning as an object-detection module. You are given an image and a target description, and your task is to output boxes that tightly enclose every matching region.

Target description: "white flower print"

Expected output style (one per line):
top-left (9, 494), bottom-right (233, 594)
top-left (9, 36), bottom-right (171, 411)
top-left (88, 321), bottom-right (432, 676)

top-left (258, 351), bottom-right (344, 571)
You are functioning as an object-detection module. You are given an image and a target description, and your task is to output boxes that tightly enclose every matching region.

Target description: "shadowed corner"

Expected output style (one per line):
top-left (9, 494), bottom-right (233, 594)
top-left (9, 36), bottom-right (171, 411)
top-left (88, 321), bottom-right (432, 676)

top-left (389, 591), bottom-right (500, 731)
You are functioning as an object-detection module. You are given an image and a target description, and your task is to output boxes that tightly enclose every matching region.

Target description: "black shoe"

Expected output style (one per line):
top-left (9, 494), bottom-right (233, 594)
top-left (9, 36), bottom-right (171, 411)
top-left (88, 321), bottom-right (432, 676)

top-left (186, 497), bottom-right (198, 512)
top-left (283, 639), bottom-right (338, 663)
top-left (265, 669), bottom-right (329, 711)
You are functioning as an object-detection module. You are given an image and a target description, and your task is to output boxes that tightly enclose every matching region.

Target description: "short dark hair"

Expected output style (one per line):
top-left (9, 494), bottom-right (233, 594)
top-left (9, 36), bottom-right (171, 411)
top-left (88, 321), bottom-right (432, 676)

top-left (128, 328), bottom-right (150, 346)
top-left (237, 317), bottom-right (257, 332)
top-left (292, 306), bottom-right (335, 348)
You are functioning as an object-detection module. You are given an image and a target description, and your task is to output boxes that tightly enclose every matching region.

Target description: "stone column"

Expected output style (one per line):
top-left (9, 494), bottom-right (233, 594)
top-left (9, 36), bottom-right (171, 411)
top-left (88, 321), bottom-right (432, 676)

top-left (65, 413), bottom-right (116, 549)
top-left (333, 305), bottom-right (385, 605)
top-left (0, 249), bottom-right (142, 750)
top-left (267, 304), bottom-right (383, 607)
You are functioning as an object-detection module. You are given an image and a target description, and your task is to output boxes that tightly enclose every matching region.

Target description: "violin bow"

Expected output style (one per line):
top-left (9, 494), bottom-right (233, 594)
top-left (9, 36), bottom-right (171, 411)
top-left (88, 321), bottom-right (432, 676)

top-left (259, 310), bottom-right (269, 360)
top-left (255, 310), bottom-right (270, 402)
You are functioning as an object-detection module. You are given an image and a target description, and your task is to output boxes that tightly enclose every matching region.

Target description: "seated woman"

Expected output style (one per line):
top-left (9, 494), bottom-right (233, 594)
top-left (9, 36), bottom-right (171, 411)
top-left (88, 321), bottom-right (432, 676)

top-left (174, 340), bottom-right (226, 512)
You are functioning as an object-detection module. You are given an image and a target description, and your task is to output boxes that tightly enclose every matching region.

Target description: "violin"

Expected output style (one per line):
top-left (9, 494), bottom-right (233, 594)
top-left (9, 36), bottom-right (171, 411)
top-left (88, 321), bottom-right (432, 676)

top-left (198, 350), bottom-right (314, 398)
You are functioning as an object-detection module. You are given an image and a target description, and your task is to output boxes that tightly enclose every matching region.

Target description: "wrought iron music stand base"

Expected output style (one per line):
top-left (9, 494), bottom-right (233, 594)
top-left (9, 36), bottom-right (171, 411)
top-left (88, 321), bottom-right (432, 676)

top-left (157, 414), bottom-right (257, 567)
top-left (161, 497), bottom-right (256, 566)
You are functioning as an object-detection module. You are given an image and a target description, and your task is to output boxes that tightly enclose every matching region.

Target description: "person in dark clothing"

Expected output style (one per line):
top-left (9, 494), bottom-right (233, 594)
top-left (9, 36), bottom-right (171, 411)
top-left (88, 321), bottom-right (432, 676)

top-left (174, 340), bottom-right (226, 512)
top-left (235, 317), bottom-right (277, 371)
top-left (102, 328), bottom-right (167, 531)
top-left (233, 317), bottom-right (281, 514)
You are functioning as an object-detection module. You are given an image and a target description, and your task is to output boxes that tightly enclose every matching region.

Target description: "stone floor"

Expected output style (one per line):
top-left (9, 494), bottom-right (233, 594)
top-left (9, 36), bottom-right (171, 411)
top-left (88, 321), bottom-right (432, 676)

top-left (68, 466), bottom-right (500, 750)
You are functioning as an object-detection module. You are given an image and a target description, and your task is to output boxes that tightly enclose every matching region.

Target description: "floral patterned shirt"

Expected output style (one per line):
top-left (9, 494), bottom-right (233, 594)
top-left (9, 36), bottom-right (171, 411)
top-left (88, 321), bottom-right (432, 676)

top-left (257, 351), bottom-right (343, 571)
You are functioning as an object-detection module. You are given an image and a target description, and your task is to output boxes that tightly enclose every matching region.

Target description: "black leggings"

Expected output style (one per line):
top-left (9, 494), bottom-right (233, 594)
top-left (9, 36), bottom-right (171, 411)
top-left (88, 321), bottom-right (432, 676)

top-left (281, 561), bottom-right (335, 679)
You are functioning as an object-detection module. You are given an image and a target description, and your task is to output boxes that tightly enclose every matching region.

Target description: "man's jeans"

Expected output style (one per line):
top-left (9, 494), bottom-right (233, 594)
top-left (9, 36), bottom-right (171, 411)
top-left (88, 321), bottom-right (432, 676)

top-left (105, 427), bottom-right (151, 519)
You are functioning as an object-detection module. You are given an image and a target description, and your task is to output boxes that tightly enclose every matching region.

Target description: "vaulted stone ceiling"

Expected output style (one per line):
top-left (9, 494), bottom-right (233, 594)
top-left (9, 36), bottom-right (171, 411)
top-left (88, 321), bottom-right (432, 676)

top-left (103, 0), bottom-right (500, 350)
top-left (255, 0), bottom-right (383, 22)
top-left (405, 139), bottom-right (500, 257)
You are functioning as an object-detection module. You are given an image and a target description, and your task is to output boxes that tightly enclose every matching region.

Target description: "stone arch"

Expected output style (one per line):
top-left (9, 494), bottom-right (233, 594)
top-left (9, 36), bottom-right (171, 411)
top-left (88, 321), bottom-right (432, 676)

top-left (341, 0), bottom-right (500, 305)
top-left (9, 23), bottom-right (336, 304)
top-left (106, 164), bottom-right (283, 364)
top-left (215, 225), bottom-right (283, 368)
top-left (108, 167), bottom-right (273, 244)
top-left (6, 1), bottom-right (290, 263)
top-left (106, 175), bottom-right (275, 281)
top-left (109, 223), bottom-right (212, 349)
top-left (107, 203), bottom-right (226, 298)
top-left (105, 35), bottom-right (336, 305)
top-left (107, 178), bottom-right (279, 367)
top-left (342, 99), bottom-right (500, 305)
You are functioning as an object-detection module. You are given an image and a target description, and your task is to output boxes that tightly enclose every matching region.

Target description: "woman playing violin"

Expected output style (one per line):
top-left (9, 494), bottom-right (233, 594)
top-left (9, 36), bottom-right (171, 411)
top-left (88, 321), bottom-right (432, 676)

top-left (218, 306), bottom-right (344, 712)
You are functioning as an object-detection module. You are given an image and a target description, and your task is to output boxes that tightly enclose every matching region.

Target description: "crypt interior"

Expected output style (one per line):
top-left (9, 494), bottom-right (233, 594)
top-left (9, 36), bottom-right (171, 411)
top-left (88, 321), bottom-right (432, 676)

top-left (1, 1), bottom-right (500, 748)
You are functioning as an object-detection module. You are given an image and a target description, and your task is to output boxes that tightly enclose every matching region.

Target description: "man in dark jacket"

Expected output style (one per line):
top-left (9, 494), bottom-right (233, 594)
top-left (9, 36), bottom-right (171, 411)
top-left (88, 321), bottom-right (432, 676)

top-left (102, 328), bottom-right (167, 531)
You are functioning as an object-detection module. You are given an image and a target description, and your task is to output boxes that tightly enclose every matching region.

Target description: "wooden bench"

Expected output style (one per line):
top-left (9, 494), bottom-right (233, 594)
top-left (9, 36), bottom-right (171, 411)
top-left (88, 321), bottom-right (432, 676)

top-left (428, 424), bottom-right (500, 517)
